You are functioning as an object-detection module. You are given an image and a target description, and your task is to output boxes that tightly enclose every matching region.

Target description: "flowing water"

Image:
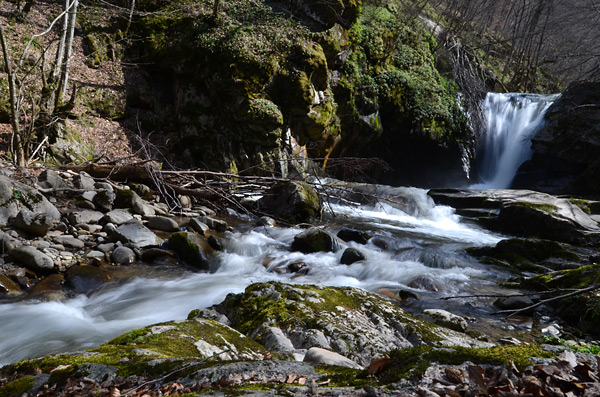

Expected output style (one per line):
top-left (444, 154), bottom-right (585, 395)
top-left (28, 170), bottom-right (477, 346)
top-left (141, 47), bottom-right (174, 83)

top-left (473, 93), bottom-right (560, 189)
top-left (0, 184), bottom-right (514, 366)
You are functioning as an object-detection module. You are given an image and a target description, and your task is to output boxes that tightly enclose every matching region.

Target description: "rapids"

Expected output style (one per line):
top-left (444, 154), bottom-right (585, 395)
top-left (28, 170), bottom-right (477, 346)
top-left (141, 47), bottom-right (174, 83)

top-left (0, 184), bottom-right (507, 366)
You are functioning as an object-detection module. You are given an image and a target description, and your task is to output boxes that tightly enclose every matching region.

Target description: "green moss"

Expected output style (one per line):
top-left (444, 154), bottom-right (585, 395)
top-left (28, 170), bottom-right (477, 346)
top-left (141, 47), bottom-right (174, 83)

top-left (569, 198), bottom-right (591, 214)
top-left (0, 376), bottom-right (34, 397)
top-left (314, 365), bottom-right (369, 387)
top-left (167, 232), bottom-right (209, 269)
top-left (514, 202), bottom-right (559, 215)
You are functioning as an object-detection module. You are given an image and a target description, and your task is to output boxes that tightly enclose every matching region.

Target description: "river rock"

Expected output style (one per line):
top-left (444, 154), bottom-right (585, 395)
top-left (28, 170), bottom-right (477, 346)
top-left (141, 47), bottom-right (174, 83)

top-left (0, 273), bottom-right (21, 295)
top-left (188, 218), bottom-right (209, 235)
top-left (11, 209), bottom-right (56, 237)
top-left (93, 189), bottom-right (116, 212)
top-left (146, 216), bottom-right (179, 232)
top-left (340, 247), bottom-right (365, 265)
top-left (10, 246), bottom-right (55, 272)
top-left (168, 231), bottom-right (209, 270)
top-left (30, 274), bottom-right (66, 300)
top-left (73, 172), bottom-right (95, 190)
top-left (111, 246), bottom-right (136, 264)
top-left (207, 234), bottom-right (223, 251)
top-left (291, 227), bottom-right (341, 253)
top-left (37, 169), bottom-right (69, 190)
top-left (337, 228), bottom-right (370, 244)
top-left (422, 309), bottom-right (468, 333)
top-left (198, 216), bottom-right (227, 232)
top-left (53, 235), bottom-right (85, 249)
top-left (260, 327), bottom-right (295, 352)
top-left (65, 265), bottom-right (112, 294)
top-left (102, 209), bottom-right (134, 225)
top-left (0, 230), bottom-right (18, 252)
top-left (513, 81), bottom-right (600, 195)
top-left (0, 175), bottom-right (61, 226)
top-left (256, 216), bottom-right (276, 227)
top-left (303, 347), bottom-right (362, 369)
top-left (257, 181), bottom-right (322, 224)
top-left (493, 295), bottom-right (534, 311)
top-left (113, 220), bottom-right (163, 248)
top-left (67, 210), bottom-right (104, 225)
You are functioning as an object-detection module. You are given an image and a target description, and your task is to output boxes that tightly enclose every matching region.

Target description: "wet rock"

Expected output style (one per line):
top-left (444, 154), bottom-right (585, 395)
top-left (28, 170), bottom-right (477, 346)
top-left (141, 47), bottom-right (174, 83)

top-left (146, 216), bottom-right (179, 232)
top-left (291, 227), bottom-right (341, 253)
top-left (199, 216), bottom-right (227, 232)
top-left (37, 169), bottom-right (69, 190)
top-left (188, 218), bottom-right (209, 235)
top-left (30, 274), bottom-right (66, 300)
top-left (113, 220), bottom-right (163, 248)
top-left (0, 175), bottom-right (61, 225)
top-left (0, 272), bottom-right (21, 295)
top-left (257, 181), bottom-right (322, 224)
top-left (112, 246), bottom-right (136, 264)
top-left (493, 296), bottom-right (534, 311)
top-left (102, 209), bottom-right (134, 225)
top-left (67, 210), bottom-right (104, 225)
top-left (11, 209), bottom-right (56, 237)
top-left (207, 234), bottom-right (223, 251)
top-left (10, 246), bottom-right (55, 272)
top-left (168, 231), bottom-right (209, 270)
top-left (141, 248), bottom-right (173, 262)
top-left (303, 347), bottom-right (362, 369)
top-left (4, 267), bottom-right (34, 289)
top-left (65, 265), bottom-right (112, 294)
top-left (408, 277), bottom-right (439, 292)
top-left (340, 247), bottom-right (365, 265)
top-left (256, 216), bottom-right (276, 227)
top-left (422, 309), bottom-right (468, 333)
top-left (337, 228), bottom-right (370, 244)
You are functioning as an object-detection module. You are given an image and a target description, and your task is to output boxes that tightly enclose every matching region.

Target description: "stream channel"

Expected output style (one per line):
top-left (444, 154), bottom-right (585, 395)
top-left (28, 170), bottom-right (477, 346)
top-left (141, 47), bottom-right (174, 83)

top-left (0, 93), bottom-right (559, 367)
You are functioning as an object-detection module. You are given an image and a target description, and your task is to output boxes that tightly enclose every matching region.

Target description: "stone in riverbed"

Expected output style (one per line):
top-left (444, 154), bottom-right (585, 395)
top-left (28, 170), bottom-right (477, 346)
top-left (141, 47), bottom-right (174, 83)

top-left (0, 273), bottom-right (21, 295)
top-left (12, 209), bottom-right (56, 237)
top-left (73, 172), bottom-right (95, 190)
top-left (146, 216), bottom-right (179, 232)
top-left (37, 169), bottom-right (69, 190)
top-left (188, 218), bottom-right (209, 235)
top-left (102, 209), bottom-right (134, 225)
top-left (198, 216), bottom-right (227, 232)
top-left (10, 246), bottom-right (55, 272)
top-left (337, 228), bottom-right (370, 244)
top-left (167, 232), bottom-right (209, 270)
top-left (340, 247), bottom-right (365, 265)
top-left (303, 347), bottom-right (362, 369)
top-left (67, 210), bottom-right (104, 225)
top-left (257, 181), bottom-right (322, 224)
top-left (0, 175), bottom-right (61, 226)
top-left (30, 274), bottom-right (66, 301)
top-left (65, 265), bottom-right (112, 294)
top-left (112, 246), bottom-right (136, 264)
top-left (113, 220), bottom-right (163, 248)
top-left (422, 309), bottom-right (468, 333)
top-left (52, 235), bottom-right (85, 249)
top-left (93, 189), bottom-right (116, 212)
top-left (291, 227), bottom-right (342, 253)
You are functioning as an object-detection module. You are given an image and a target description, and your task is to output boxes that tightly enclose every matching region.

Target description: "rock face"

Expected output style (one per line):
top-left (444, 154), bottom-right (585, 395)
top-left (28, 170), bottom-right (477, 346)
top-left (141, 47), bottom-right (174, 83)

top-left (513, 81), bottom-right (600, 195)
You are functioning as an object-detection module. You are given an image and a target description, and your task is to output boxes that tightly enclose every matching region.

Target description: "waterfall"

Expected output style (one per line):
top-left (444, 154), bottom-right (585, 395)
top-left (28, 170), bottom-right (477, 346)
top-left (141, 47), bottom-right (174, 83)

top-left (472, 92), bottom-right (559, 189)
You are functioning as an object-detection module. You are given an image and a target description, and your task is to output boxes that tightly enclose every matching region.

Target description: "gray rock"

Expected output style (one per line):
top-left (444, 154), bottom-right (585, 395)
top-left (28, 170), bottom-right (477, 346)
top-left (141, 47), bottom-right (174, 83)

top-left (10, 246), bottom-right (55, 272)
top-left (337, 229), bottom-right (370, 244)
top-left (97, 243), bottom-right (115, 253)
top-left (53, 235), bottom-right (86, 249)
top-left (73, 172), bottom-right (96, 190)
top-left (199, 216), bottom-right (227, 232)
top-left (0, 175), bottom-right (61, 226)
top-left (0, 230), bottom-right (18, 253)
top-left (261, 327), bottom-right (295, 352)
top-left (67, 210), bottom-right (104, 225)
top-left (188, 218), bottom-right (209, 235)
top-left (291, 227), bottom-right (342, 253)
top-left (422, 309), bottom-right (468, 333)
top-left (168, 232), bottom-right (209, 270)
top-left (73, 363), bottom-right (117, 383)
top-left (494, 295), bottom-right (534, 311)
top-left (257, 181), bottom-right (322, 224)
top-left (303, 347), bottom-right (362, 369)
top-left (207, 234), bottom-right (223, 251)
top-left (256, 216), bottom-right (276, 227)
top-left (37, 169), bottom-right (69, 190)
top-left (93, 189), bottom-right (116, 212)
top-left (133, 199), bottom-right (156, 217)
top-left (102, 209), bottom-right (134, 225)
top-left (103, 223), bottom-right (117, 235)
top-left (340, 247), bottom-right (366, 265)
top-left (147, 216), bottom-right (179, 232)
top-left (291, 329), bottom-right (332, 349)
top-left (112, 246), bottom-right (136, 264)
top-left (12, 209), bottom-right (56, 237)
top-left (113, 220), bottom-right (163, 248)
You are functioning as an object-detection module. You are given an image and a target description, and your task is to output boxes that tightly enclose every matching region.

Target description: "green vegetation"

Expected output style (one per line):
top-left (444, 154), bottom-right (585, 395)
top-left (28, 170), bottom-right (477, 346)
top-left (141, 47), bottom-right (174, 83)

top-left (0, 376), bottom-right (34, 397)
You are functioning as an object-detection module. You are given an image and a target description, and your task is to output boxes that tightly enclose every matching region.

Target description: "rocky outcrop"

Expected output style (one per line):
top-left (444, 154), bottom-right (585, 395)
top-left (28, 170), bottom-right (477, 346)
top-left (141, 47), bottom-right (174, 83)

top-left (257, 181), bottom-right (322, 224)
top-left (513, 81), bottom-right (600, 195)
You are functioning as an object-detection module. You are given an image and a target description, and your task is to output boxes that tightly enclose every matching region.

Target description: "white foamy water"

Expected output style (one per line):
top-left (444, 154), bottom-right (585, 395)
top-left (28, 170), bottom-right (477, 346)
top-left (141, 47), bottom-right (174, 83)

top-left (473, 92), bottom-right (559, 189)
top-left (0, 184), bottom-right (504, 366)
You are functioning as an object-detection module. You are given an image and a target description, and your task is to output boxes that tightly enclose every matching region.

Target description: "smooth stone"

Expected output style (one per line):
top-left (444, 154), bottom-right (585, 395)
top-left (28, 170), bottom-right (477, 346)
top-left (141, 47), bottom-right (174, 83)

top-left (422, 309), bottom-right (468, 333)
top-left (102, 209), bottom-right (134, 225)
top-left (141, 248), bottom-right (173, 262)
top-left (493, 295), bottom-right (535, 311)
top-left (65, 265), bottom-right (111, 294)
top-left (0, 273), bottom-right (21, 295)
top-left (337, 228), bottom-right (370, 244)
top-left (261, 327), bottom-right (294, 352)
top-left (199, 216), bottom-right (227, 232)
top-left (86, 250), bottom-right (105, 259)
top-left (0, 230), bottom-right (18, 252)
top-left (30, 274), bottom-right (66, 301)
top-left (340, 247), bottom-right (366, 265)
top-left (207, 234), bottom-right (223, 251)
top-left (12, 209), bottom-right (56, 237)
top-left (97, 243), bottom-right (115, 253)
top-left (67, 210), bottom-right (104, 225)
top-left (303, 347), bottom-right (362, 369)
top-left (52, 235), bottom-right (85, 249)
top-left (10, 246), bottom-right (55, 272)
top-left (111, 246), bottom-right (136, 264)
top-left (167, 231), bottom-right (209, 270)
top-left (188, 218), bottom-right (209, 235)
top-left (77, 223), bottom-right (103, 233)
top-left (146, 216), bottom-right (179, 232)
top-left (37, 169), bottom-right (69, 190)
top-left (256, 216), bottom-right (276, 227)
top-left (291, 227), bottom-right (342, 253)
top-left (113, 220), bottom-right (163, 248)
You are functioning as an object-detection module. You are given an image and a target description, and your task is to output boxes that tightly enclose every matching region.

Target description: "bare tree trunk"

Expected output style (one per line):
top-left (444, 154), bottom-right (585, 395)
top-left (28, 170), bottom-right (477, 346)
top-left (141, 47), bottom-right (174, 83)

top-left (126, 0), bottom-right (136, 33)
top-left (213, 0), bottom-right (221, 21)
top-left (0, 24), bottom-right (26, 166)
top-left (58, 0), bottom-right (78, 102)
top-left (52, 0), bottom-right (69, 83)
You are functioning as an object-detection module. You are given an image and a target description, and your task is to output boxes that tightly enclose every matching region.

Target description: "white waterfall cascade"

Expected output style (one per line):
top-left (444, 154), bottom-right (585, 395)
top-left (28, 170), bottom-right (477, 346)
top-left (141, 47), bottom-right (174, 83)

top-left (473, 92), bottom-right (560, 189)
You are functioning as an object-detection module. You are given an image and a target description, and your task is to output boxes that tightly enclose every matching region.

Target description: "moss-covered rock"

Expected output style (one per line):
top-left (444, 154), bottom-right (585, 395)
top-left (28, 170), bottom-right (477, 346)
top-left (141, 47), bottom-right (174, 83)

top-left (257, 181), bottom-right (322, 224)
top-left (167, 231), bottom-right (210, 270)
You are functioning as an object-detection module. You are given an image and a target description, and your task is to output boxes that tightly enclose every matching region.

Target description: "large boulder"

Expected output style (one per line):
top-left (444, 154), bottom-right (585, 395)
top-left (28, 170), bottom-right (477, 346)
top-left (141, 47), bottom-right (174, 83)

top-left (291, 227), bottom-right (341, 253)
top-left (167, 232), bottom-right (210, 270)
top-left (11, 209), bottom-right (56, 237)
top-left (0, 175), bottom-right (60, 226)
top-left (513, 81), bottom-right (600, 195)
top-left (258, 181), bottom-right (322, 225)
top-left (113, 220), bottom-right (163, 248)
top-left (10, 246), bottom-right (55, 273)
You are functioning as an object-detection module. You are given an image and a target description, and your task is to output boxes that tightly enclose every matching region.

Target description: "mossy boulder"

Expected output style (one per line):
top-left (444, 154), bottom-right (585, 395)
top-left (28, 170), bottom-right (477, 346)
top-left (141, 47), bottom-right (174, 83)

top-left (0, 175), bottom-right (60, 226)
top-left (291, 227), bottom-right (341, 253)
top-left (257, 181), bottom-right (322, 224)
top-left (167, 232), bottom-right (210, 270)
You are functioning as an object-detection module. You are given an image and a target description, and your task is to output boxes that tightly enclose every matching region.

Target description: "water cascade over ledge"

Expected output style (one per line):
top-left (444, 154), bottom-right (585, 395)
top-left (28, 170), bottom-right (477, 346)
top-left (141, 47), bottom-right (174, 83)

top-left (473, 93), bottom-right (560, 189)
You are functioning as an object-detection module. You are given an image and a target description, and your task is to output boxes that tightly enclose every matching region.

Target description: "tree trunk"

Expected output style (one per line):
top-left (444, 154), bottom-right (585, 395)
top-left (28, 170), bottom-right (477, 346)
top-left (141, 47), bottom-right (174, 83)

top-left (58, 0), bottom-right (78, 102)
top-left (0, 23), bottom-right (26, 166)
top-left (212, 0), bottom-right (221, 21)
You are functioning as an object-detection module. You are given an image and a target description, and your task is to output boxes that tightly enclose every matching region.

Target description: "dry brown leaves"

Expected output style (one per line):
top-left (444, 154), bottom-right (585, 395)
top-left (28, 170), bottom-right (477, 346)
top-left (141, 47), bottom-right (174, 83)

top-left (421, 350), bottom-right (600, 397)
